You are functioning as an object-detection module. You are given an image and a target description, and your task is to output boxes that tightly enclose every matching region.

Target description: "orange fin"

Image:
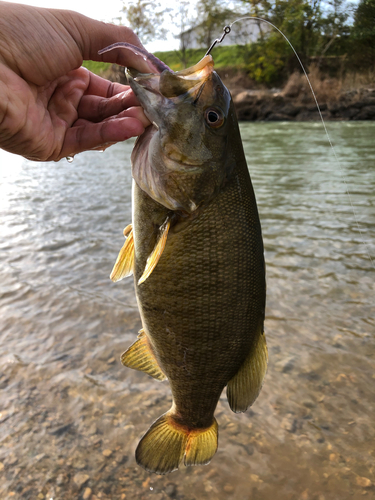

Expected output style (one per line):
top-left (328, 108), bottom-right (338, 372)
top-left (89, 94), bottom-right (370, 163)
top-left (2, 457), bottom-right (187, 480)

top-left (227, 326), bottom-right (268, 413)
top-left (136, 411), bottom-right (218, 474)
top-left (110, 224), bottom-right (134, 282)
top-left (138, 217), bottom-right (171, 285)
top-left (121, 329), bottom-right (166, 381)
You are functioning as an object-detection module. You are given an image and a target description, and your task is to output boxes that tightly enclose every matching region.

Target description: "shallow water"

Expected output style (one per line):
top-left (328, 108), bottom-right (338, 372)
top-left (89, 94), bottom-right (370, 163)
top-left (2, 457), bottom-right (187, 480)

top-left (0, 121), bottom-right (374, 500)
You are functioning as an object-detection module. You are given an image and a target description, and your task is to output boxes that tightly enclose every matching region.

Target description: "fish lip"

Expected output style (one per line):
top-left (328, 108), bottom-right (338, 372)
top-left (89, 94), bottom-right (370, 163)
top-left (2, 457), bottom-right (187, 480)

top-left (126, 70), bottom-right (168, 125)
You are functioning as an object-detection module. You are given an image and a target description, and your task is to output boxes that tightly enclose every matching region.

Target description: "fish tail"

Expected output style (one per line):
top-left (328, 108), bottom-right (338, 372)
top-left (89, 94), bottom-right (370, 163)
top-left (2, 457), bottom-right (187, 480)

top-left (136, 410), bottom-right (218, 474)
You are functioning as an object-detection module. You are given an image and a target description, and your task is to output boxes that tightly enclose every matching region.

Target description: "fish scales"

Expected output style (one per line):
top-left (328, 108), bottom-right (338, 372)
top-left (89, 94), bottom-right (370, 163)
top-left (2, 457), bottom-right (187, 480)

top-left (133, 160), bottom-right (265, 424)
top-left (111, 51), bottom-right (267, 474)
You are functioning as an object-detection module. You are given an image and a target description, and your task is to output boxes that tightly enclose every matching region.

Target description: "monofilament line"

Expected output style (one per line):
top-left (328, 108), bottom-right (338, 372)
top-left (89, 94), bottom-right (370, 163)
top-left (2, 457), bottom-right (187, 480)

top-left (226, 16), bottom-right (374, 269)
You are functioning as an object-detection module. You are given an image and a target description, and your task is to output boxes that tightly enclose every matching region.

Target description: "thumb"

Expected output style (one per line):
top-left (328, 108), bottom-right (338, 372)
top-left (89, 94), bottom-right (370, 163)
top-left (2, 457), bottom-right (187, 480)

top-left (54, 10), bottom-right (154, 72)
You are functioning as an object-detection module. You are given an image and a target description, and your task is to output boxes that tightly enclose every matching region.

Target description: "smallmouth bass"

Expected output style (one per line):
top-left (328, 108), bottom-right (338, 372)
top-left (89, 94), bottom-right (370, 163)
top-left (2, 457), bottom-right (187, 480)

top-left (111, 50), bottom-right (267, 474)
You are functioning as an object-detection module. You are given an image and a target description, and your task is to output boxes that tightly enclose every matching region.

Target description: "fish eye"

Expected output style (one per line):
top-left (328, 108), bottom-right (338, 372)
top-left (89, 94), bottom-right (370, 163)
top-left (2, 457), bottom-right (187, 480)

top-left (204, 108), bottom-right (224, 128)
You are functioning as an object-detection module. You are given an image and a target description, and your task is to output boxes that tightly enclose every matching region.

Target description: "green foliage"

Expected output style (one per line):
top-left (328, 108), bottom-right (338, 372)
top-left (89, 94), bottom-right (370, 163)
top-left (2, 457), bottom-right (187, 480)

top-left (82, 60), bottom-right (112, 75)
top-left (351, 0), bottom-right (375, 69)
top-left (232, 0), bottom-right (361, 83)
top-left (240, 40), bottom-right (287, 83)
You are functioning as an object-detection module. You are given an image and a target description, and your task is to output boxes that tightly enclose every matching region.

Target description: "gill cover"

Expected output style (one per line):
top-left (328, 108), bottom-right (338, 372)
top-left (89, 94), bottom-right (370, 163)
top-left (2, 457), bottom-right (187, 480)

top-left (128, 56), bottom-right (236, 213)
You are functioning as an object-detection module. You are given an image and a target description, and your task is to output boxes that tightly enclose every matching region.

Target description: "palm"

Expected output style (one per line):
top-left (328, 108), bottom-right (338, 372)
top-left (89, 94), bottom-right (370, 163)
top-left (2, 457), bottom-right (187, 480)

top-left (2, 65), bottom-right (147, 161)
top-left (5, 68), bottom-right (84, 160)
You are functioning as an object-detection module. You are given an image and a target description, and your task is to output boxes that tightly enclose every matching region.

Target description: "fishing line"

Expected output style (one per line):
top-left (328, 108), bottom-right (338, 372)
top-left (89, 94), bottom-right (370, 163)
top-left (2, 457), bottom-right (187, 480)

top-left (209, 17), bottom-right (374, 270)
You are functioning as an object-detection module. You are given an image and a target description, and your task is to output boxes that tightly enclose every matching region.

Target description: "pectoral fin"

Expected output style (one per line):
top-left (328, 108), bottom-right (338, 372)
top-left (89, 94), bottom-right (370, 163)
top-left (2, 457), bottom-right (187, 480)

top-left (138, 217), bottom-right (171, 285)
top-left (227, 327), bottom-right (268, 413)
top-left (110, 224), bottom-right (134, 282)
top-left (121, 329), bottom-right (166, 381)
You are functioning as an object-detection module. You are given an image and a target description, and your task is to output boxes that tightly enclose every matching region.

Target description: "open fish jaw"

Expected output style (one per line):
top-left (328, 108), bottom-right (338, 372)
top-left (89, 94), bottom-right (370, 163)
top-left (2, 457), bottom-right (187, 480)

top-left (127, 56), bottom-right (233, 213)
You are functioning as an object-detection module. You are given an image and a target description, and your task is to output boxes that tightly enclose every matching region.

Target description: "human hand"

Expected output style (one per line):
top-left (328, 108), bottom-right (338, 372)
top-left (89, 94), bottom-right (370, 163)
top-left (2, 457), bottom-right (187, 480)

top-left (0, 1), bottom-right (152, 161)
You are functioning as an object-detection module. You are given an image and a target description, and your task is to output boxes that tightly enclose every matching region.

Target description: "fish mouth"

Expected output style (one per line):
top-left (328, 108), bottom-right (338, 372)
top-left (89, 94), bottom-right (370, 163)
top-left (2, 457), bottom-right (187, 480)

top-left (126, 55), bottom-right (214, 89)
top-left (126, 55), bottom-right (215, 125)
top-left (126, 55), bottom-right (217, 168)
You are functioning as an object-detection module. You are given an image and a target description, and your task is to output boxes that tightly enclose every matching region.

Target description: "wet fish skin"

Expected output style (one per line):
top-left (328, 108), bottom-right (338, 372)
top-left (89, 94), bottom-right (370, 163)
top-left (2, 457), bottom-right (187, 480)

top-left (118, 55), bottom-right (267, 473)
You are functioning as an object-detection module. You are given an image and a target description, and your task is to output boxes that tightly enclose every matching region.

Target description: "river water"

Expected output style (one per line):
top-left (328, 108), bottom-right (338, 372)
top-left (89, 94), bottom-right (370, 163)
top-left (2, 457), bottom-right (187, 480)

top-left (0, 121), bottom-right (374, 500)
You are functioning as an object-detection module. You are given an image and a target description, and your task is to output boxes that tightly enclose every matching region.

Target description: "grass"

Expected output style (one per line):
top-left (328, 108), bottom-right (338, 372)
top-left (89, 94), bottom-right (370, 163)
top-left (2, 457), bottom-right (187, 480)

top-left (82, 60), bottom-right (112, 75)
top-left (154, 45), bottom-right (246, 72)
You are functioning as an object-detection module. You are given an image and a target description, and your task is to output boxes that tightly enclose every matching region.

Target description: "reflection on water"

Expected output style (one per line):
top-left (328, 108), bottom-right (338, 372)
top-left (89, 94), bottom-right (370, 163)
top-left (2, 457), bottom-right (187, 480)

top-left (0, 122), bottom-right (374, 499)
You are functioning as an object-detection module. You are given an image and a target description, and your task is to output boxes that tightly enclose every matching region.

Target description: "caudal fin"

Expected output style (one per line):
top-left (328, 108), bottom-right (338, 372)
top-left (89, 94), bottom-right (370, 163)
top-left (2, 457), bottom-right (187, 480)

top-left (135, 411), bottom-right (218, 474)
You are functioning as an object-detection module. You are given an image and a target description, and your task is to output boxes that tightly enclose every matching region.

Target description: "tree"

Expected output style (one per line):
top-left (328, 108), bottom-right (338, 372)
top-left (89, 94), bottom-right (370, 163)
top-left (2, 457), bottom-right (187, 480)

top-left (120, 0), bottom-right (168, 45)
top-left (317, 0), bottom-right (352, 63)
top-left (196, 0), bottom-right (236, 48)
top-left (173, 1), bottom-right (195, 68)
top-left (234, 0), bottom-right (325, 82)
top-left (351, 0), bottom-right (375, 70)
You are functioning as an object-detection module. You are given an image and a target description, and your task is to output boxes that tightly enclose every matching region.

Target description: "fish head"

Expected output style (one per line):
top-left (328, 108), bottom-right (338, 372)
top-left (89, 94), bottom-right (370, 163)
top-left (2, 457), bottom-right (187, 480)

top-left (128, 55), bottom-right (239, 213)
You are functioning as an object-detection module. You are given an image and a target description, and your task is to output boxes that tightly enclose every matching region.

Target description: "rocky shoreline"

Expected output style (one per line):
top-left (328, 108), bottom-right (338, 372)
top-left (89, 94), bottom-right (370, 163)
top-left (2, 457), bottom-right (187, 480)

top-left (232, 87), bottom-right (375, 122)
top-left (107, 64), bottom-right (375, 122)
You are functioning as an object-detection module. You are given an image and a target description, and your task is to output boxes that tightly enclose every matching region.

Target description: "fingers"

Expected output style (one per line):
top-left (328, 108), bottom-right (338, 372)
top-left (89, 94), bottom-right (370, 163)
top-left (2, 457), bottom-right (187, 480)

top-left (116, 106), bottom-right (151, 128)
top-left (76, 69), bottom-right (151, 126)
top-left (78, 89), bottom-right (140, 122)
top-left (56, 115), bottom-right (146, 161)
top-left (82, 70), bottom-right (129, 98)
top-left (78, 105), bottom-right (151, 128)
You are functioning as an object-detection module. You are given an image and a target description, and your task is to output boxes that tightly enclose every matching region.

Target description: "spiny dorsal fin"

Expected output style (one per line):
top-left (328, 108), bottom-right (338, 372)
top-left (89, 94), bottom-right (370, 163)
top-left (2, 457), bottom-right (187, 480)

top-left (138, 216), bottom-right (171, 285)
top-left (121, 328), bottom-right (166, 381)
top-left (227, 326), bottom-right (268, 413)
top-left (136, 410), bottom-right (218, 474)
top-left (110, 224), bottom-right (134, 282)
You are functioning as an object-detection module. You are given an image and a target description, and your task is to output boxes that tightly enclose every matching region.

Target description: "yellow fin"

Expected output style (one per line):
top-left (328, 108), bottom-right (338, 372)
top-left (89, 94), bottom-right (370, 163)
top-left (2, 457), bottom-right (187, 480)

top-left (121, 329), bottom-right (166, 381)
top-left (136, 411), bottom-right (218, 474)
top-left (184, 419), bottom-right (218, 467)
top-left (138, 217), bottom-right (171, 285)
top-left (227, 328), bottom-right (268, 413)
top-left (110, 224), bottom-right (134, 282)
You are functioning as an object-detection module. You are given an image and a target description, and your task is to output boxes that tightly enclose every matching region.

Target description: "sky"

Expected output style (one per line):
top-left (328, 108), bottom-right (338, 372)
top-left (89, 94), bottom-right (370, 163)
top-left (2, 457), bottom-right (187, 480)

top-left (6, 0), bottom-right (182, 52)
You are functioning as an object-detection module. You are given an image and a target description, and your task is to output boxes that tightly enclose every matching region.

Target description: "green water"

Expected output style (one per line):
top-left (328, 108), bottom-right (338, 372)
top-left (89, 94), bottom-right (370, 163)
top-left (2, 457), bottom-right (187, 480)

top-left (0, 121), bottom-right (374, 499)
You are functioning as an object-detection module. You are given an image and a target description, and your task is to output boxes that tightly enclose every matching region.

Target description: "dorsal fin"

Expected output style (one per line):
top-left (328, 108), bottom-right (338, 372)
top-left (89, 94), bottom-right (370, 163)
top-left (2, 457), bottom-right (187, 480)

top-left (138, 216), bottom-right (171, 285)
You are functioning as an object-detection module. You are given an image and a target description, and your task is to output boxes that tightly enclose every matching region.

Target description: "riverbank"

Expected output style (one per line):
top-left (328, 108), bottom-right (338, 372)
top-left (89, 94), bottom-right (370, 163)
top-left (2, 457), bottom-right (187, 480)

top-left (215, 68), bottom-right (375, 121)
top-left (105, 63), bottom-right (375, 122)
top-left (232, 87), bottom-right (375, 121)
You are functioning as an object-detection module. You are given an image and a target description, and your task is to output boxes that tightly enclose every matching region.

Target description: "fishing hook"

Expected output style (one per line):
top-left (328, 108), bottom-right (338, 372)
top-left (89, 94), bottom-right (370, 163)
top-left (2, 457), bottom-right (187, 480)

top-left (205, 25), bottom-right (231, 56)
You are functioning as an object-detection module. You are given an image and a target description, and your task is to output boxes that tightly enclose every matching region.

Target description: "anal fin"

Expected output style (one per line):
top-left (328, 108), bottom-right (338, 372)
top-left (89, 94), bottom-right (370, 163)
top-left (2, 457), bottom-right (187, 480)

top-left (136, 410), bottom-right (218, 474)
top-left (227, 326), bottom-right (268, 413)
top-left (121, 329), bottom-right (166, 381)
top-left (110, 224), bottom-right (134, 282)
top-left (138, 216), bottom-right (171, 285)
